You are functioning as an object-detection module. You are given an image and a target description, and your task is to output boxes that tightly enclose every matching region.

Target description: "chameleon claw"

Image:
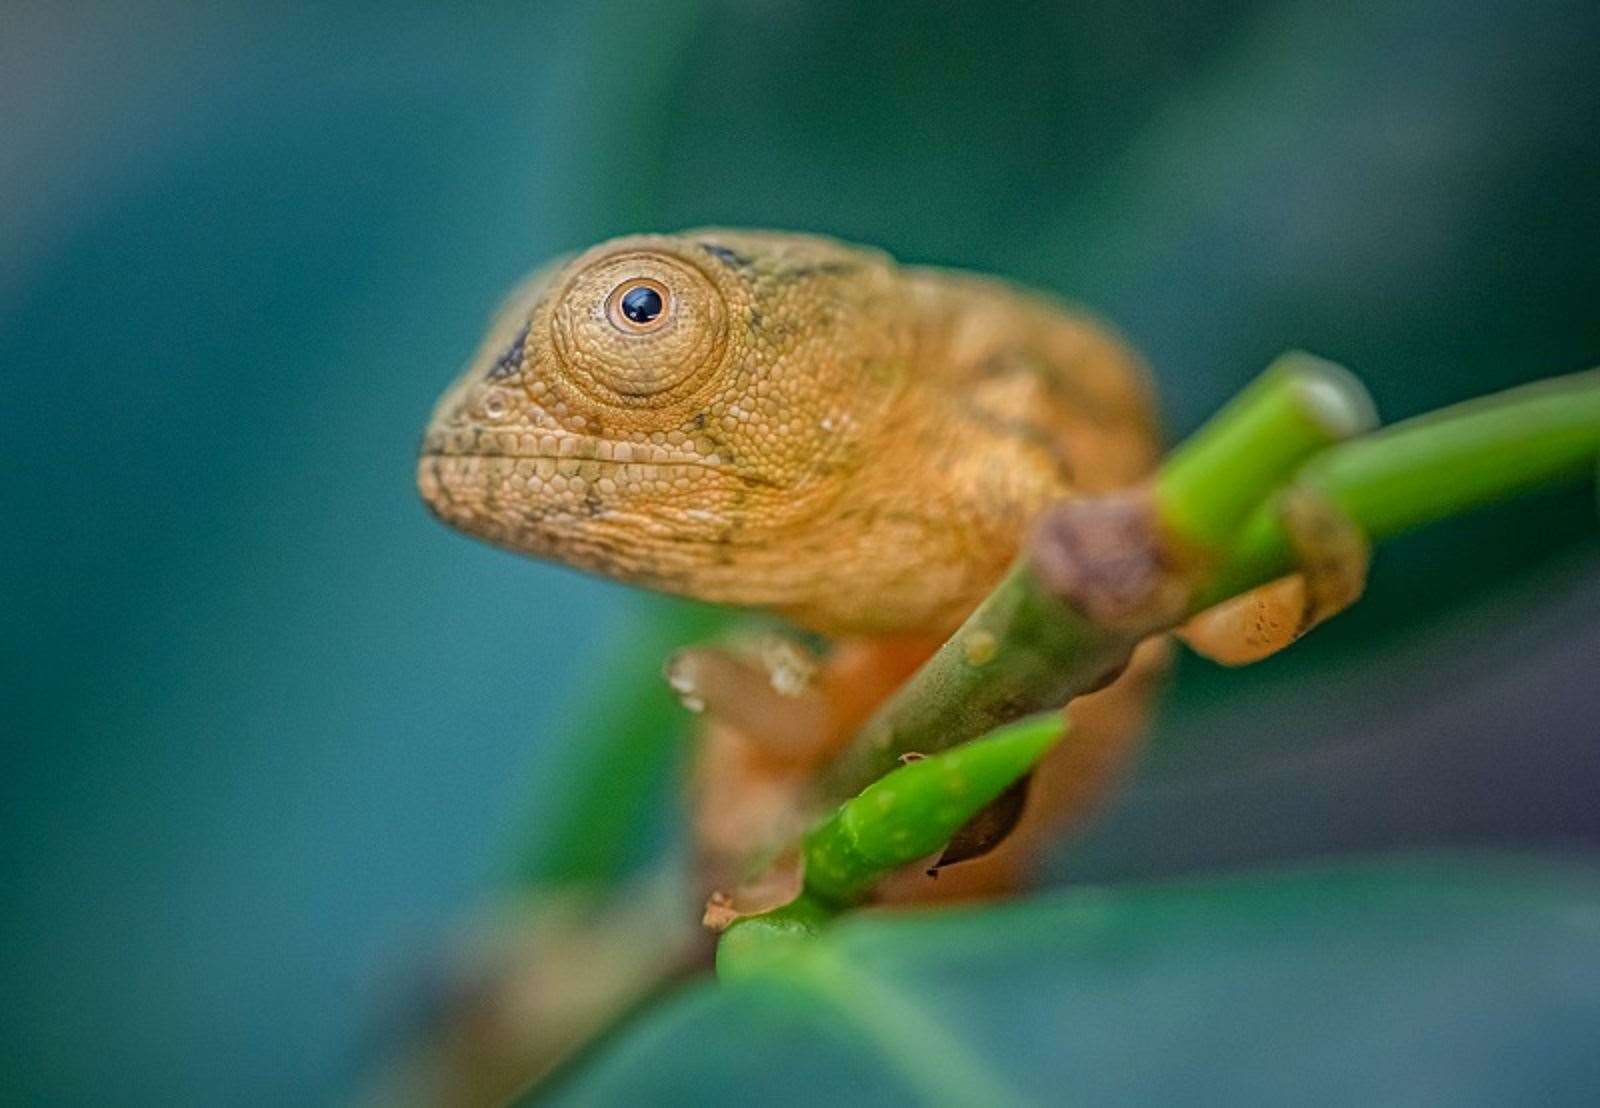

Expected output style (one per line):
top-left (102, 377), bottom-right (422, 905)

top-left (755, 635), bottom-right (818, 697)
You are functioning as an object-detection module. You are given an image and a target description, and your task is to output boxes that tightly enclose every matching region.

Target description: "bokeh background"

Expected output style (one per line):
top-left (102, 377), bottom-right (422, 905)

top-left (4, 1), bottom-right (1598, 1102)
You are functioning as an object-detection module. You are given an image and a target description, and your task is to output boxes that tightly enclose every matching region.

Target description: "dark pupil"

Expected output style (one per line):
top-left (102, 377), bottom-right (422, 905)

top-left (620, 285), bottom-right (663, 324)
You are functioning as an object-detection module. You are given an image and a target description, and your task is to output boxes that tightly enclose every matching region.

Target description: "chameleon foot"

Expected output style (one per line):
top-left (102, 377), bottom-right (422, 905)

top-left (665, 641), bottom-right (831, 767)
top-left (1177, 487), bottom-right (1369, 666)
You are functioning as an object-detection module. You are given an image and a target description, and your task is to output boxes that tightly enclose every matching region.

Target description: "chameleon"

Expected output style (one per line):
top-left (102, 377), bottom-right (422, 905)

top-left (418, 229), bottom-right (1363, 900)
top-left (418, 229), bottom-right (1163, 638)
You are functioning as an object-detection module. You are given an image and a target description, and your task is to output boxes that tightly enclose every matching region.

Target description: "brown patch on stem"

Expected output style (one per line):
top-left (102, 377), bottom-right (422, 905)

top-left (1027, 490), bottom-right (1191, 632)
top-left (1281, 486), bottom-right (1369, 628)
top-left (928, 771), bottom-right (1032, 873)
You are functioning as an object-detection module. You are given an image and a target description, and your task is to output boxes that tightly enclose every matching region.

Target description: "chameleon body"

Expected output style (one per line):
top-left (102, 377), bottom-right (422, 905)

top-left (419, 230), bottom-right (1160, 635)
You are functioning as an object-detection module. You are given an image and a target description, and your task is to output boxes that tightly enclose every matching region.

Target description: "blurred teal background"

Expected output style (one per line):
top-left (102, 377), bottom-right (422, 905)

top-left (3, 1), bottom-right (1597, 1102)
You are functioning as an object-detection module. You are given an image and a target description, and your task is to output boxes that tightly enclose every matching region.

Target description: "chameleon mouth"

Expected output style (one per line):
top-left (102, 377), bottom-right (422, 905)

top-left (417, 450), bottom-right (732, 501)
top-left (419, 426), bottom-right (732, 472)
top-left (415, 445), bottom-right (757, 582)
top-left (416, 428), bottom-right (745, 541)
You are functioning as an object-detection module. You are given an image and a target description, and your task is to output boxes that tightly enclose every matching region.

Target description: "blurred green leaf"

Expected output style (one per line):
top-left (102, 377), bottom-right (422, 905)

top-left (553, 853), bottom-right (1600, 1105)
top-left (512, 595), bottom-right (733, 887)
top-left (7, 1), bottom-right (1599, 1101)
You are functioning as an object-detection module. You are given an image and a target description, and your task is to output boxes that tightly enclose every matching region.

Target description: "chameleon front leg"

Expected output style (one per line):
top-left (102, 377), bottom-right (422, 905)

top-left (1177, 488), bottom-right (1370, 666)
top-left (682, 631), bottom-right (1167, 912)
top-left (669, 633), bottom-right (939, 911)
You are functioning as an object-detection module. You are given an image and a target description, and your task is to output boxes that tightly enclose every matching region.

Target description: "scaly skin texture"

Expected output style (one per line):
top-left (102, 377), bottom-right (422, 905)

top-left (419, 229), bottom-right (1159, 636)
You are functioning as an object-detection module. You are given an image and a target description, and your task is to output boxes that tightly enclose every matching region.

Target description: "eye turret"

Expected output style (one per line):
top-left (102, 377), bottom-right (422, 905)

top-left (550, 250), bottom-right (729, 404)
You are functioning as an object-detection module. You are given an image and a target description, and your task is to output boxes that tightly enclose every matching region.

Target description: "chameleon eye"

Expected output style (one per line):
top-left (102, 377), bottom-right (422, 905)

top-left (607, 278), bottom-right (670, 333)
top-left (554, 246), bottom-right (729, 402)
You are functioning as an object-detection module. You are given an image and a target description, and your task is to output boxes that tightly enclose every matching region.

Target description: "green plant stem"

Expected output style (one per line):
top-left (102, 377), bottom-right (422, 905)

top-left (715, 892), bottom-right (836, 980)
top-left (1204, 368), bottom-right (1600, 603)
top-left (1156, 351), bottom-right (1376, 549)
top-left (815, 568), bottom-right (1129, 801)
top-left (720, 938), bottom-right (1030, 1107)
top-left (803, 714), bottom-right (1066, 905)
top-left (720, 716), bottom-right (1065, 971)
top-left (819, 356), bottom-right (1373, 800)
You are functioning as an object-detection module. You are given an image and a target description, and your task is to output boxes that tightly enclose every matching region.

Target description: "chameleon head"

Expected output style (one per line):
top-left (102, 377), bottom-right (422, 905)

top-left (418, 230), bottom-right (911, 602)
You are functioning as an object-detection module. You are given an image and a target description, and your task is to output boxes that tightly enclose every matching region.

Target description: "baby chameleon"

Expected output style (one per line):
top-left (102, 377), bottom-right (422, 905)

top-left (419, 229), bottom-right (1164, 637)
top-left (420, 229), bottom-right (1364, 901)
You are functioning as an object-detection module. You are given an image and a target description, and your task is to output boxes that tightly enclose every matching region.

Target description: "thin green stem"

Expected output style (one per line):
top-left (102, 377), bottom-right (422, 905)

top-left (719, 716), bottom-right (1065, 978)
top-left (718, 929), bottom-right (1028, 1106)
top-left (1205, 368), bottom-right (1600, 602)
top-left (805, 714), bottom-right (1066, 905)
top-left (1156, 350), bottom-right (1376, 552)
top-left (816, 566), bottom-right (1122, 801)
top-left (790, 949), bottom-right (1029, 1108)
top-left (715, 892), bottom-right (836, 980)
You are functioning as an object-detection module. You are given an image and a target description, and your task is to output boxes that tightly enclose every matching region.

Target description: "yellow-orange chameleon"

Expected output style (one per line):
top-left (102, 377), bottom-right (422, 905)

top-left (420, 230), bottom-right (1357, 898)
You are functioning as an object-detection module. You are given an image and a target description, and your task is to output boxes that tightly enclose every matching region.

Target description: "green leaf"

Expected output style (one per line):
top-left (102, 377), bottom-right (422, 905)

top-left (549, 853), bottom-right (1600, 1105)
top-left (510, 594), bottom-right (733, 887)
